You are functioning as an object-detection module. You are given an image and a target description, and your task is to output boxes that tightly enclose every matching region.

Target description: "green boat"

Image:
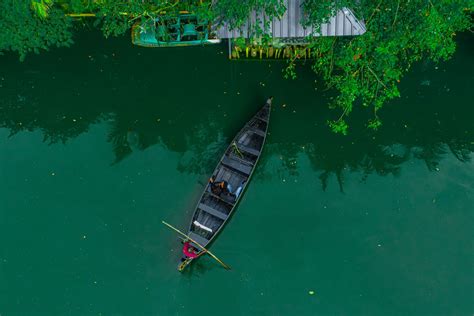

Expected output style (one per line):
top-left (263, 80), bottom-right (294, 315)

top-left (132, 14), bottom-right (220, 47)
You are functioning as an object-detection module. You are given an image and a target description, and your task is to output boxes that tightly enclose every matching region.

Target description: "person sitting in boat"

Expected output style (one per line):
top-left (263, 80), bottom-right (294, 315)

top-left (182, 241), bottom-right (199, 259)
top-left (231, 179), bottom-right (246, 201)
top-left (209, 176), bottom-right (231, 195)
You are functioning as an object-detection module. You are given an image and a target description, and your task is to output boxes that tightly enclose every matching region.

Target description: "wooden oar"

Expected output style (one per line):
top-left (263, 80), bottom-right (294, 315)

top-left (162, 221), bottom-right (231, 270)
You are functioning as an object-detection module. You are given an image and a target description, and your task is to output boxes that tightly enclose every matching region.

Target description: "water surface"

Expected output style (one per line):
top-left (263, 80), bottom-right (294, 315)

top-left (0, 32), bottom-right (473, 315)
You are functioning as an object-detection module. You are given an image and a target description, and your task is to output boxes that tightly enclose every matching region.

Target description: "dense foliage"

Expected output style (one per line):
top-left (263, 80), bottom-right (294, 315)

top-left (0, 0), bottom-right (472, 132)
top-left (302, 0), bottom-right (472, 133)
top-left (0, 0), bottom-right (73, 61)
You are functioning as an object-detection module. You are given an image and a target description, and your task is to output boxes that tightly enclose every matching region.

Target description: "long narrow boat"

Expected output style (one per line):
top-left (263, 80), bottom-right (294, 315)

top-left (178, 98), bottom-right (272, 271)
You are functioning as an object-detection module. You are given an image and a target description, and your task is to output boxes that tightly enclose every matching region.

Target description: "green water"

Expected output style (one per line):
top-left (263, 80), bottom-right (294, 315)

top-left (1, 32), bottom-right (473, 316)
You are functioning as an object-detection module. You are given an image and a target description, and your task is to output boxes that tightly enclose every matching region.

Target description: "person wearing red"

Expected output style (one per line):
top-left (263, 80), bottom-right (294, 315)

top-left (182, 241), bottom-right (199, 259)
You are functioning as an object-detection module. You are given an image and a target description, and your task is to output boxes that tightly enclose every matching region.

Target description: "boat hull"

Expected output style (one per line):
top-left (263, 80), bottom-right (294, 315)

top-left (178, 98), bottom-right (272, 270)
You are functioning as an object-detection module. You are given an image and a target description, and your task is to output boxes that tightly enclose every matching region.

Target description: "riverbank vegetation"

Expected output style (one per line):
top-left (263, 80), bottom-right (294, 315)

top-left (0, 0), bottom-right (472, 133)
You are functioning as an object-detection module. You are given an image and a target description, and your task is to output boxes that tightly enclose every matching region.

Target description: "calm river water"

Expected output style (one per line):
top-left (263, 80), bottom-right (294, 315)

top-left (1, 32), bottom-right (473, 316)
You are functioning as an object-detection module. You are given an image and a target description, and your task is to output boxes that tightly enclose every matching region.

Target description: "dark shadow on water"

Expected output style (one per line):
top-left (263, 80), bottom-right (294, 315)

top-left (0, 32), bottom-right (472, 191)
top-left (179, 257), bottom-right (218, 278)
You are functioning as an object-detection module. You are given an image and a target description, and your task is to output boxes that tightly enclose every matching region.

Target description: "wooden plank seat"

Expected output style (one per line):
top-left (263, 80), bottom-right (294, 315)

top-left (188, 231), bottom-right (209, 248)
top-left (256, 114), bottom-right (269, 123)
top-left (237, 144), bottom-right (260, 157)
top-left (248, 127), bottom-right (265, 137)
top-left (222, 155), bottom-right (252, 175)
top-left (199, 203), bottom-right (228, 221)
top-left (206, 189), bottom-right (235, 206)
top-left (230, 153), bottom-right (255, 166)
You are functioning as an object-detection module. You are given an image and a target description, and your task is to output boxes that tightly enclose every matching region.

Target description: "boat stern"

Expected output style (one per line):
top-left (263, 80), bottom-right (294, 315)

top-left (178, 257), bottom-right (193, 271)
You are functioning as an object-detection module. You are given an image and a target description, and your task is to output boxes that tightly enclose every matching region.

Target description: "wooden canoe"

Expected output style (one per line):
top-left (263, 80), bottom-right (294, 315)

top-left (178, 98), bottom-right (272, 271)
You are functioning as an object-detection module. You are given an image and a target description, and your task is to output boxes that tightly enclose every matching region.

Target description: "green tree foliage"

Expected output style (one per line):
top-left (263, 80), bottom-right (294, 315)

top-left (94, 1), bottom-right (192, 38)
top-left (67, 0), bottom-right (207, 37)
top-left (302, 0), bottom-right (472, 133)
top-left (31, 0), bottom-right (54, 19)
top-left (94, 1), bottom-right (149, 38)
top-left (213, 0), bottom-right (286, 30)
top-left (0, 0), bottom-right (73, 61)
top-left (0, 1), bottom-right (186, 59)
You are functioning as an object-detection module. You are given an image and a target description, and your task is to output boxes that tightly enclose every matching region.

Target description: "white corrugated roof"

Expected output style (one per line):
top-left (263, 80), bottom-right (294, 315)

top-left (216, 0), bottom-right (366, 39)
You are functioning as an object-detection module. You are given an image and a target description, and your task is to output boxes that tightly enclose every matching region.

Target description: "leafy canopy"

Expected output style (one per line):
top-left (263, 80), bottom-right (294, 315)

top-left (294, 0), bottom-right (472, 133)
top-left (0, 0), bottom-right (72, 61)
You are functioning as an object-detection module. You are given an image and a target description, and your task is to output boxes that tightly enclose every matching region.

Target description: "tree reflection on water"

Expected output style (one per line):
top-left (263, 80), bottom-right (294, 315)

top-left (264, 89), bottom-right (473, 191)
top-left (1, 82), bottom-right (472, 193)
top-left (0, 34), bottom-right (472, 191)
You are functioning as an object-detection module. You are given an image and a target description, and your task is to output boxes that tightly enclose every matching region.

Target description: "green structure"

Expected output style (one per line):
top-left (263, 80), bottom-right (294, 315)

top-left (132, 14), bottom-right (221, 47)
top-left (131, 1), bottom-right (366, 59)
